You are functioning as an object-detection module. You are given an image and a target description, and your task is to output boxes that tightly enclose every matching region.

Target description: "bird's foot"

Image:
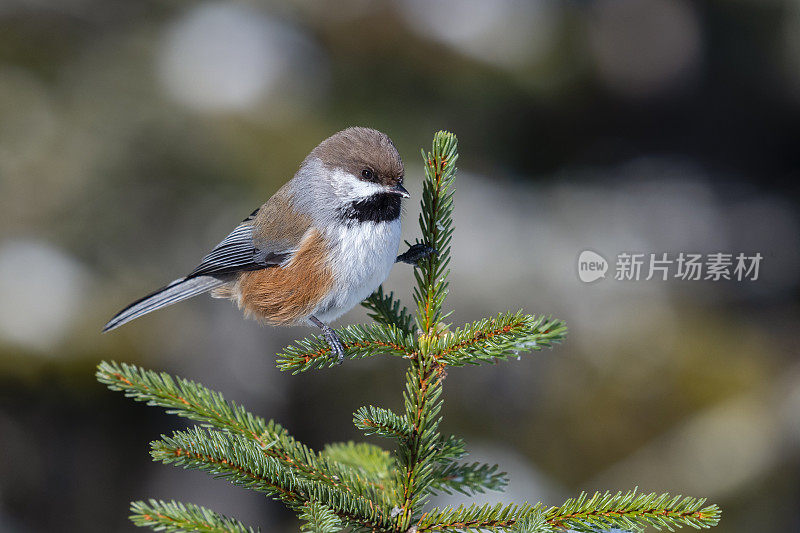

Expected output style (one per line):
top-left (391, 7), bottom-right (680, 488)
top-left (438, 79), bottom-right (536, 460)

top-left (322, 326), bottom-right (344, 365)
top-left (322, 325), bottom-right (345, 365)
top-left (309, 315), bottom-right (346, 365)
top-left (396, 243), bottom-right (437, 265)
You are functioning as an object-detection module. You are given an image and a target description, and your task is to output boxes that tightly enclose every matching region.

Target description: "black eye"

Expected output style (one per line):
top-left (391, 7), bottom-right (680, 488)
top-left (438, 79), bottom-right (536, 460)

top-left (361, 168), bottom-right (374, 180)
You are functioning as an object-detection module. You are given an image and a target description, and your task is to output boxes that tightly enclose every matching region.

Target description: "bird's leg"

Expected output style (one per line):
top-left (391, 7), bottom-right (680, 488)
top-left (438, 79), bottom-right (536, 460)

top-left (309, 315), bottom-right (345, 365)
top-left (396, 243), bottom-right (437, 265)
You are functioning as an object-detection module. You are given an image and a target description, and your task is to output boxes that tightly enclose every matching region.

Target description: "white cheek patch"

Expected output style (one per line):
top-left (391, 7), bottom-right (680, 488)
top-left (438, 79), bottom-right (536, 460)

top-left (329, 168), bottom-right (384, 201)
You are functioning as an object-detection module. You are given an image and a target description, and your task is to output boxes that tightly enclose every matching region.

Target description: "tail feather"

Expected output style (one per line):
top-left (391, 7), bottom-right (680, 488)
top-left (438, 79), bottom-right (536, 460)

top-left (103, 276), bottom-right (224, 332)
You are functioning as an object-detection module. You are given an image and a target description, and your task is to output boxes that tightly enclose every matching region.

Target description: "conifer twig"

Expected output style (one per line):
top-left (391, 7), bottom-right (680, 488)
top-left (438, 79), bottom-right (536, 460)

top-left (97, 361), bottom-right (300, 454)
top-left (276, 323), bottom-right (416, 373)
top-left (320, 442), bottom-right (395, 483)
top-left (543, 489), bottom-right (721, 532)
top-left (353, 405), bottom-right (412, 441)
top-left (130, 500), bottom-right (259, 533)
top-left (152, 427), bottom-right (394, 529)
top-left (394, 132), bottom-right (458, 530)
top-left (362, 285), bottom-right (415, 334)
top-left (430, 312), bottom-right (566, 366)
top-left (97, 361), bottom-right (318, 471)
top-left (435, 434), bottom-right (468, 463)
top-left (96, 361), bottom-right (393, 513)
top-left (428, 461), bottom-right (508, 496)
top-left (299, 501), bottom-right (344, 533)
top-left (415, 489), bottom-right (722, 532)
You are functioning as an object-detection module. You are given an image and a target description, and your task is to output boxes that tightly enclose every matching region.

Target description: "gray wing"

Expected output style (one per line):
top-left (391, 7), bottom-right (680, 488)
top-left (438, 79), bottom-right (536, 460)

top-left (186, 209), bottom-right (292, 279)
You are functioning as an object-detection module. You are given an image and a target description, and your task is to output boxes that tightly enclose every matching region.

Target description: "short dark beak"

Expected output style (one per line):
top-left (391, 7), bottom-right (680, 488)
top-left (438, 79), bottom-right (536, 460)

top-left (388, 183), bottom-right (410, 198)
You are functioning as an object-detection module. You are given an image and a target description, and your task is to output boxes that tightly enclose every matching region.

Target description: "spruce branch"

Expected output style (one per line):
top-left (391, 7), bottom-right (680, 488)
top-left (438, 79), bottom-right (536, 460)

top-left (395, 365), bottom-right (445, 528)
top-left (299, 501), bottom-right (343, 533)
top-left (276, 324), bottom-right (416, 374)
top-left (97, 361), bottom-right (390, 511)
top-left (415, 489), bottom-right (721, 532)
top-left (151, 427), bottom-right (394, 530)
top-left (396, 132), bottom-right (457, 529)
top-left (130, 500), bottom-right (259, 533)
top-left (362, 285), bottom-right (415, 335)
top-left (416, 501), bottom-right (527, 532)
top-left (96, 361), bottom-right (319, 473)
top-left (543, 489), bottom-right (721, 532)
top-left (431, 312), bottom-right (567, 367)
top-left (434, 434), bottom-right (468, 463)
top-left (428, 461), bottom-right (508, 496)
top-left (321, 442), bottom-right (395, 483)
top-left (429, 436), bottom-right (508, 497)
top-left (513, 512), bottom-right (553, 533)
top-left (150, 427), bottom-right (306, 502)
top-left (414, 131), bottom-right (458, 336)
top-left (354, 405), bottom-right (412, 441)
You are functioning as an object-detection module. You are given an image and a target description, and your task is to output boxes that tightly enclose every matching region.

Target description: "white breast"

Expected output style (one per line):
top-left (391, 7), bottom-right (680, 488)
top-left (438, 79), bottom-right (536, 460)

top-left (312, 219), bottom-right (401, 323)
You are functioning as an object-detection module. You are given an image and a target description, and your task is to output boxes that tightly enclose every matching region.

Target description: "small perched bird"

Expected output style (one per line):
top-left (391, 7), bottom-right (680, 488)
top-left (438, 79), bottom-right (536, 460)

top-left (104, 127), bottom-right (431, 362)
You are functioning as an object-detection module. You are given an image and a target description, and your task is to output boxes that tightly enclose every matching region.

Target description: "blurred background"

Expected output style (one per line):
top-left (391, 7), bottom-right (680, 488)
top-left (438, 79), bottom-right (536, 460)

top-left (1, 0), bottom-right (799, 531)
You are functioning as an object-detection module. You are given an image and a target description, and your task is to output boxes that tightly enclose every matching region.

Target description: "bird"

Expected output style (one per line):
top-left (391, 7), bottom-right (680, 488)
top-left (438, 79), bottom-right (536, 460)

top-left (103, 127), bottom-right (433, 363)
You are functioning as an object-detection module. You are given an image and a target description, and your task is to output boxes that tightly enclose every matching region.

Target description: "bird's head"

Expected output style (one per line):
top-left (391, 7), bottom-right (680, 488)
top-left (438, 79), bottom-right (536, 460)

top-left (310, 127), bottom-right (408, 203)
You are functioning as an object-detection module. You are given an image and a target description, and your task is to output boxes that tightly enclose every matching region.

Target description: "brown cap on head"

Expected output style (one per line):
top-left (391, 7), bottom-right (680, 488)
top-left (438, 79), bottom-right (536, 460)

top-left (310, 127), bottom-right (404, 187)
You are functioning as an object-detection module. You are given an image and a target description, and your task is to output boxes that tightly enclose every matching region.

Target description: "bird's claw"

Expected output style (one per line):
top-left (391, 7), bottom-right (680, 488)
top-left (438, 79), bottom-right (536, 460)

top-left (322, 325), bottom-right (345, 365)
top-left (396, 243), bottom-right (437, 265)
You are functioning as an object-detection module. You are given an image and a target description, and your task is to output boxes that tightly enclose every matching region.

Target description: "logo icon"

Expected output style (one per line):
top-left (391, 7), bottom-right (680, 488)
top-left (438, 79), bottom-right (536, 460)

top-left (578, 250), bottom-right (608, 283)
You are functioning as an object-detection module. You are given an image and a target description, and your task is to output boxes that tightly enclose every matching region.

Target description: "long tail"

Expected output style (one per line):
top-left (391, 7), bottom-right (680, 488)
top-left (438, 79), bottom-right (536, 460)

top-left (103, 276), bottom-right (224, 332)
